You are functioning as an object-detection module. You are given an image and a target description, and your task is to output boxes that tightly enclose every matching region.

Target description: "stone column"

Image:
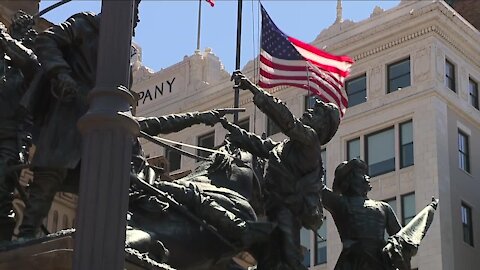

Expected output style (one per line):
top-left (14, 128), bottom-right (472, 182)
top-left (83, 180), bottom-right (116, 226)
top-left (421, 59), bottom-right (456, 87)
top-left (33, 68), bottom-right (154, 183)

top-left (72, 1), bottom-right (137, 269)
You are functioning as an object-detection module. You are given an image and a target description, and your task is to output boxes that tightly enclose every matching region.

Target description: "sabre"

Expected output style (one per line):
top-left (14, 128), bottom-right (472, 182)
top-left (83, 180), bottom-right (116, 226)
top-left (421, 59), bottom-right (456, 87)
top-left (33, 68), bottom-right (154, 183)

top-left (34, 0), bottom-right (73, 18)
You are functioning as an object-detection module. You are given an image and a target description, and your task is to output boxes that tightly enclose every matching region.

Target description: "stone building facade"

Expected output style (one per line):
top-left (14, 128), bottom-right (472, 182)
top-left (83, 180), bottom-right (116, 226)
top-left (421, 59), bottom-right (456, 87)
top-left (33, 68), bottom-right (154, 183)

top-left (133, 1), bottom-right (480, 269)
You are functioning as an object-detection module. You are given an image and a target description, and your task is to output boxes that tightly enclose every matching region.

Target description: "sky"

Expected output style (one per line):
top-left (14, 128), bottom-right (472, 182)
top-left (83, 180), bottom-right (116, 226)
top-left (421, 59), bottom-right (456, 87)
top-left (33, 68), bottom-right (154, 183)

top-left (39, 0), bottom-right (401, 73)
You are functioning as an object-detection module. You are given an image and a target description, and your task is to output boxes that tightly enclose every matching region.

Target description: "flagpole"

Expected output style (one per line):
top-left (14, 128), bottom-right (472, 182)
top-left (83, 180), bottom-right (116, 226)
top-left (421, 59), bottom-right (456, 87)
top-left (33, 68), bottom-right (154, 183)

top-left (196, 0), bottom-right (202, 51)
top-left (233, 0), bottom-right (243, 124)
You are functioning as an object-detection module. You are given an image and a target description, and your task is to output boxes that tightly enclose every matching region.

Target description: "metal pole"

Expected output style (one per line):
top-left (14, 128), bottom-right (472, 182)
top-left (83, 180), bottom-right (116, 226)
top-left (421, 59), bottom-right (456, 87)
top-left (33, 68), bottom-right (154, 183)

top-left (233, 0), bottom-right (243, 124)
top-left (73, 1), bottom-right (137, 269)
top-left (196, 0), bottom-right (202, 51)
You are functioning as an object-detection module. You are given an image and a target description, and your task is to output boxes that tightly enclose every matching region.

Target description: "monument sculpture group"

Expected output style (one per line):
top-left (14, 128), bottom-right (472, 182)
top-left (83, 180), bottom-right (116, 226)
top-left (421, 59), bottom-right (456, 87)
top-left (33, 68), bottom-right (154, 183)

top-left (0, 3), bottom-right (438, 270)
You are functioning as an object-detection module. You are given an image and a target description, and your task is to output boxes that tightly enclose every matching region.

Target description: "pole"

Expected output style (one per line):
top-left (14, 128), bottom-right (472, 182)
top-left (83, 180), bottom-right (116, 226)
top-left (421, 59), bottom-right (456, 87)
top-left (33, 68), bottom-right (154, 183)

top-left (233, 0), bottom-right (243, 124)
top-left (196, 0), bottom-right (202, 51)
top-left (73, 1), bottom-right (137, 269)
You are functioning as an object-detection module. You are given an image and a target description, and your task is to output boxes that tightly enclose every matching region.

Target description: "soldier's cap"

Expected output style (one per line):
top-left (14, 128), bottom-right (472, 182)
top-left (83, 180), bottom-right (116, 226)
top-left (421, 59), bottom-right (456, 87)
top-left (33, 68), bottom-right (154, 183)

top-left (332, 158), bottom-right (368, 194)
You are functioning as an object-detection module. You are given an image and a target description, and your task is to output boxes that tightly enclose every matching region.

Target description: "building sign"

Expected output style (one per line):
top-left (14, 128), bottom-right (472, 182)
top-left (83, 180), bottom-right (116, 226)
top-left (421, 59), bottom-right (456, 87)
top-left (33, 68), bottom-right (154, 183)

top-left (137, 77), bottom-right (176, 106)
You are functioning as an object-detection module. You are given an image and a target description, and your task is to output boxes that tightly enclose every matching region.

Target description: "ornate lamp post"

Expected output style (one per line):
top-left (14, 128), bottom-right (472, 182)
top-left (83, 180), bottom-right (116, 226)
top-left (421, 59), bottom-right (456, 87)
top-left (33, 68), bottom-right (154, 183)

top-left (72, 1), bottom-right (138, 269)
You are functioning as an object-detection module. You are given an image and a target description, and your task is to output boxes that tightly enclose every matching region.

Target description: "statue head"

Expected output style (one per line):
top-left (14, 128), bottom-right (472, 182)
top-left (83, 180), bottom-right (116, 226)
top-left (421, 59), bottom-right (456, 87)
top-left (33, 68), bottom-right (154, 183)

top-left (332, 158), bottom-right (371, 197)
top-left (9, 10), bottom-right (36, 47)
top-left (300, 99), bottom-right (340, 145)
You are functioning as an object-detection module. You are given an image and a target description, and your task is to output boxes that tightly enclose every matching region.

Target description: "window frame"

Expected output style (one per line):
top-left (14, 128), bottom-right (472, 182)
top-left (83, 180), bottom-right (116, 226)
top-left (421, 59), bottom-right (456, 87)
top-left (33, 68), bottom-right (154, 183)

top-left (469, 77), bottom-right (479, 110)
top-left (400, 120), bottom-right (414, 169)
top-left (165, 144), bottom-right (182, 171)
top-left (347, 137), bottom-right (361, 161)
top-left (458, 130), bottom-right (470, 173)
top-left (197, 131), bottom-right (215, 159)
top-left (461, 202), bottom-right (474, 246)
top-left (365, 126), bottom-right (396, 177)
top-left (401, 192), bottom-right (416, 226)
top-left (387, 57), bottom-right (411, 93)
top-left (445, 59), bottom-right (456, 92)
top-left (314, 220), bottom-right (327, 265)
top-left (345, 74), bottom-right (367, 107)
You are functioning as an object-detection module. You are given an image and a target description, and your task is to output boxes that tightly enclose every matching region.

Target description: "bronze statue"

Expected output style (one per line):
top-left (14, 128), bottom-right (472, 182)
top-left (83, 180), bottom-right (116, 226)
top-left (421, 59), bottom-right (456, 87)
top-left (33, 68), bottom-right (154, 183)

top-left (216, 71), bottom-right (341, 270)
top-left (323, 159), bottom-right (438, 270)
top-left (17, 2), bottom-right (141, 239)
top-left (0, 11), bottom-right (38, 243)
top-left (126, 134), bottom-right (273, 270)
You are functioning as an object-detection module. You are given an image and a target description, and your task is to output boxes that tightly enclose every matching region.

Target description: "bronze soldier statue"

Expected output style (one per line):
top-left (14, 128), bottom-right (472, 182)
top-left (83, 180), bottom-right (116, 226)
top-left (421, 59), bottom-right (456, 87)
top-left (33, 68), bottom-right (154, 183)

top-left (216, 71), bottom-right (341, 270)
top-left (127, 130), bottom-right (273, 269)
top-left (0, 11), bottom-right (38, 243)
top-left (322, 159), bottom-right (401, 269)
top-left (323, 159), bottom-right (438, 270)
top-left (18, 1), bottom-right (141, 238)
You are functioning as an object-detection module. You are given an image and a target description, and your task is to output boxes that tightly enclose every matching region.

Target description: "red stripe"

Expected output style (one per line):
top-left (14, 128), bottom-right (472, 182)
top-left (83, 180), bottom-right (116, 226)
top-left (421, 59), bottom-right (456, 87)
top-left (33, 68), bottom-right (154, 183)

top-left (307, 59), bottom-right (350, 78)
top-left (260, 54), bottom-right (308, 71)
top-left (260, 65), bottom-right (348, 109)
top-left (259, 69), bottom-right (348, 110)
top-left (259, 81), bottom-right (345, 117)
top-left (287, 36), bottom-right (353, 63)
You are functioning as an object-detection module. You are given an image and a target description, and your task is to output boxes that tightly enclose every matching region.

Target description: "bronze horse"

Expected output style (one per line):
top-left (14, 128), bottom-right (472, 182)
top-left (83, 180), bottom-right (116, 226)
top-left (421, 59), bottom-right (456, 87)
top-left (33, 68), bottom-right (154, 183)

top-left (125, 140), bottom-right (268, 270)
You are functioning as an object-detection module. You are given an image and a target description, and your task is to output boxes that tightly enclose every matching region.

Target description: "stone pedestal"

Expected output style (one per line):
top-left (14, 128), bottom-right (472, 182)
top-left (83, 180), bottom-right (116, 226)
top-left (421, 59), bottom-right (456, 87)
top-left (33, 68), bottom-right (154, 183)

top-left (0, 234), bottom-right (174, 270)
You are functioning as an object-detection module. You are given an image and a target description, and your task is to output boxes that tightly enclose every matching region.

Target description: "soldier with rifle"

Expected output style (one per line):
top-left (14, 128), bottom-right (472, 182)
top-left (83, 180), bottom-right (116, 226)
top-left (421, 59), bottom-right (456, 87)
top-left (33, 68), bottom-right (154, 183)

top-left (0, 11), bottom-right (38, 243)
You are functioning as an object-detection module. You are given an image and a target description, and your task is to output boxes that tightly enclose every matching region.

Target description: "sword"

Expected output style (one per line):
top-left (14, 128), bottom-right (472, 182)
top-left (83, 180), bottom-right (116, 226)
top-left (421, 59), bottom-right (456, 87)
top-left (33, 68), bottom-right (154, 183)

top-left (34, 0), bottom-right (74, 18)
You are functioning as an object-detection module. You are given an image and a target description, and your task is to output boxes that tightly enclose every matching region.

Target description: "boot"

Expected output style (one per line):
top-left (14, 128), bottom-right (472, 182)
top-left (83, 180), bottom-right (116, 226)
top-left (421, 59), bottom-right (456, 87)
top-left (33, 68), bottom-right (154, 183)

top-left (18, 168), bottom-right (65, 238)
top-left (0, 218), bottom-right (15, 244)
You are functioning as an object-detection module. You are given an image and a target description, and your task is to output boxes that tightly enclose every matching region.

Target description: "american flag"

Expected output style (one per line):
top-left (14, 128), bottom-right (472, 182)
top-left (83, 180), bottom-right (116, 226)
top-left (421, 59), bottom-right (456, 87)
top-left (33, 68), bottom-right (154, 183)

top-left (258, 5), bottom-right (354, 117)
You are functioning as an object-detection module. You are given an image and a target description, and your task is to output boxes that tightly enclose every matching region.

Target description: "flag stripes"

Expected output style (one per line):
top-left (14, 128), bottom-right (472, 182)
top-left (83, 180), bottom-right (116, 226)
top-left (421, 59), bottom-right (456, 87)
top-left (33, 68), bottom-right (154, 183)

top-left (259, 5), bottom-right (353, 117)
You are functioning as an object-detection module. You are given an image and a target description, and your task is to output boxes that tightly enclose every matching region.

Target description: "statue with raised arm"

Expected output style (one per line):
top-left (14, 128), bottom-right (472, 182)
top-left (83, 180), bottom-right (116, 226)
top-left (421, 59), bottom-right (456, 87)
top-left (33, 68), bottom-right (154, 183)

top-left (217, 71), bottom-right (341, 270)
top-left (323, 158), bottom-right (438, 270)
top-left (0, 11), bottom-right (38, 243)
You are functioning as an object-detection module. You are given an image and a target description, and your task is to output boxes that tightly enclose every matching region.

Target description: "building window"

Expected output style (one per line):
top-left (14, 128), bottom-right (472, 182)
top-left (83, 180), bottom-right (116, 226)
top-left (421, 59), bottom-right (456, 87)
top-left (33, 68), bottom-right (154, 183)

top-left (400, 120), bottom-right (414, 168)
top-left (300, 228), bottom-right (311, 267)
top-left (304, 95), bottom-right (317, 111)
top-left (384, 197), bottom-right (398, 240)
top-left (445, 59), bottom-right (456, 92)
top-left (197, 132), bottom-right (215, 159)
top-left (345, 74), bottom-right (367, 107)
top-left (366, 127), bottom-right (395, 177)
top-left (238, 118), bottom-right (250, 132)
top-left (315, 221), bottom-right (327, 265)
top-left (458, 130), bottom-right (470, 173)
top-left (385, 197), bottom-right (398, 215)
top-left (469, 78), bottom-right (479, 109)
top-left (347, 138), bottom-right (360, 160)
top-left (461, 203), bottom-right (474, 246)
top-left (321, 149), bottom-right (326, 184)
top-left (401, 193), bottom-right (416, 226)
top-left (166, 145), bottom-right (182, 171)
top-left (387, 57), bottom-right (411, 93)
top-left (266, 117), bottom-right (281, 136)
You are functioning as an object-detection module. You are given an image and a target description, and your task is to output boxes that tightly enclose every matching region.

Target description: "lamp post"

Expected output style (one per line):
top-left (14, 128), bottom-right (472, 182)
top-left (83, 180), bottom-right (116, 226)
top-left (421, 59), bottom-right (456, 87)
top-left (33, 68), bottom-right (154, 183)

top-left (72, 1), bottom-right (138, 269)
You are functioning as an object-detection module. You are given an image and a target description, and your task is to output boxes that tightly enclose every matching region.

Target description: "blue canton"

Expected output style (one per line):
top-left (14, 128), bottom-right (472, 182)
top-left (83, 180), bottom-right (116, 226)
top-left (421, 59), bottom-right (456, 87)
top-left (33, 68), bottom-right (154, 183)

top-left (261, 6), bottom-right (302, 60)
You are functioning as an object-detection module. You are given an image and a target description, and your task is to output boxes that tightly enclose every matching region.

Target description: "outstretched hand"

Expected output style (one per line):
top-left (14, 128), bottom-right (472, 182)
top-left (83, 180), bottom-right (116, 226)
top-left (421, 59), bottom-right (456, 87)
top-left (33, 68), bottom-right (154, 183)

top-left (231, 70), bottom-right (253, 91)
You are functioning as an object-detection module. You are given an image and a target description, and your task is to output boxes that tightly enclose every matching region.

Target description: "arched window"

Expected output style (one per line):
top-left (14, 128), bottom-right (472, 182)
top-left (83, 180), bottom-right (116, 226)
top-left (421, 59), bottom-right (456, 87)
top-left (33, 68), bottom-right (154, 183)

top-left (52, 210), bottom-right (58, 232)
top-left (63, 215), bottom-right (69, 229)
